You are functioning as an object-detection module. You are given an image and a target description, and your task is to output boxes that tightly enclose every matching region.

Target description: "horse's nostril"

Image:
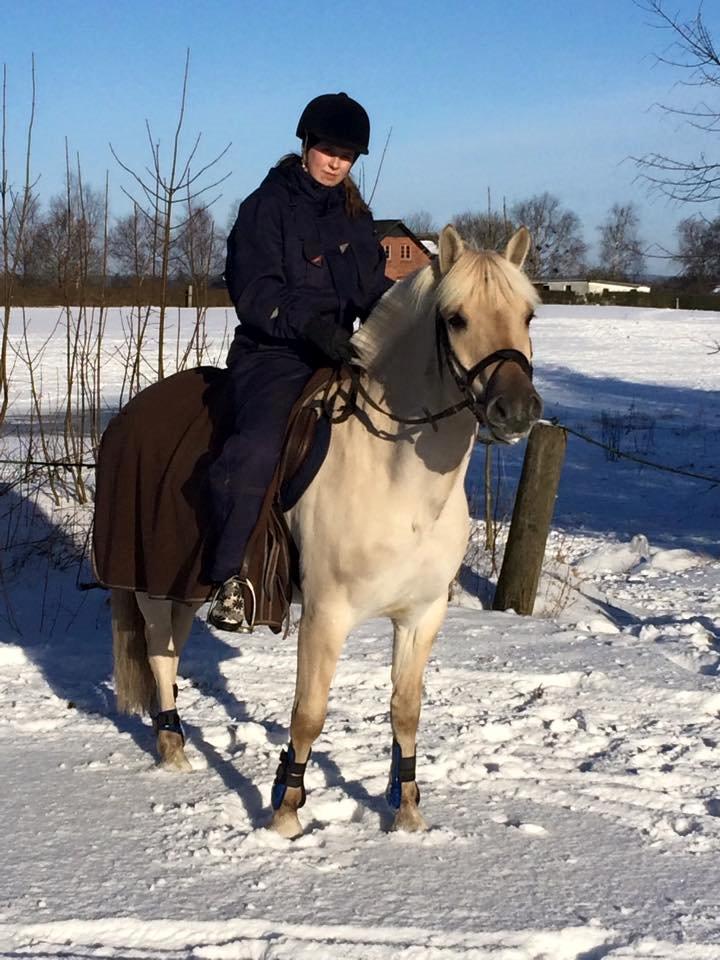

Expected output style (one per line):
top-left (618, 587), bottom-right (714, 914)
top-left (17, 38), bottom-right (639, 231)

top-left (529, 394), bottom-right (543, 421)
top-left (487, 397), bottom-right (507, 423)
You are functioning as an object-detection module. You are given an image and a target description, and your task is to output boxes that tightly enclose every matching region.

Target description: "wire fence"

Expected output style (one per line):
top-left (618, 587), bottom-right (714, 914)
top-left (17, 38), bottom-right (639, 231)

top-left (543, 419), bottom-right (720, 486)
top-left (1, 418), bottom-right (718, 486)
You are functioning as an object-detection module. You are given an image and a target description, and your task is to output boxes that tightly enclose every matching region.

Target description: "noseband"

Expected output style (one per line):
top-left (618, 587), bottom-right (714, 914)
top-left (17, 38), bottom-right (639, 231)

top-left (435, 309), bottom-right (533, 421)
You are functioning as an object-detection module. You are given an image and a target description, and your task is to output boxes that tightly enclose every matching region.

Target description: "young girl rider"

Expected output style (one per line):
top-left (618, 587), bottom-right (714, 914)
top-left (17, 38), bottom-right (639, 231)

top-left (208, 92), bottom-right (392, 630)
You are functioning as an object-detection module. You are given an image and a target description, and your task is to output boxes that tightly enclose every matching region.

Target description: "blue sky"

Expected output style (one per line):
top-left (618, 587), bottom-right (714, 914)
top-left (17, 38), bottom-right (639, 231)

top-left (3, 0), bottom-right (719, 270)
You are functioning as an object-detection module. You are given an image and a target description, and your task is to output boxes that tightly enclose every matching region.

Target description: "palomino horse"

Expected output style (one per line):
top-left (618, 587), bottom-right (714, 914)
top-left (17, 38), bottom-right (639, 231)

top-left (109, 224), bottom-right (542, 837)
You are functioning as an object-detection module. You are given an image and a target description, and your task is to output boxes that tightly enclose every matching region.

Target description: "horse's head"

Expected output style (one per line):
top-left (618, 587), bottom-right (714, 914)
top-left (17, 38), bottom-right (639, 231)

top-left (435, 224), bottom-right (543, 442)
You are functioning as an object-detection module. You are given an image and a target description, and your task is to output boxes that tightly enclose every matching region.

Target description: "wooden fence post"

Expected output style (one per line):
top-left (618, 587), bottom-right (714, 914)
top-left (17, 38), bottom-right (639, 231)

top-left (492, 422), bottom-right (567, 615)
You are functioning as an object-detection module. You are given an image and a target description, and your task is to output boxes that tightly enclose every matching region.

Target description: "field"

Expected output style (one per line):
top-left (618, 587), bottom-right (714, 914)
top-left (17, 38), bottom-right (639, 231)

top-left (1, 304), bottom-right (719, 958)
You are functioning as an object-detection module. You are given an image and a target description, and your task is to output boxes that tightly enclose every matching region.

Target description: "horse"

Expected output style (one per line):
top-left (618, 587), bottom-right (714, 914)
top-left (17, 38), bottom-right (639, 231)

top-left (106, 224), bottom-right (542, 838)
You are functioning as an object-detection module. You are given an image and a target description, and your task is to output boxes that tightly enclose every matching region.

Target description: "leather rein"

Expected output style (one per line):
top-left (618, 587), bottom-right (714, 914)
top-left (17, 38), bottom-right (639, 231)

top-left (328, 308), bottom-right (533, 431)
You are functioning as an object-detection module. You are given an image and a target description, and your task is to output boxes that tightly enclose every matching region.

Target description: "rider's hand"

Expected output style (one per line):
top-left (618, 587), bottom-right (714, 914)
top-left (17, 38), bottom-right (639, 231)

top-left (304, 314), bottom-right (356, 364)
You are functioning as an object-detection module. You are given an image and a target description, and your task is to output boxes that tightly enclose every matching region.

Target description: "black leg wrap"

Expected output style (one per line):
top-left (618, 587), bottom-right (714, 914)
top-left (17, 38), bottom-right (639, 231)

top-left (387, 740), bottom-right (420, 809)
top-left (271, 742), bottom-right (310, 810)
top-left (399, 750), bottom-right (420, 804)
top-left (398, 752), bottom-right (417, 783)
top-left (153, 709), bottom-right (185, 744)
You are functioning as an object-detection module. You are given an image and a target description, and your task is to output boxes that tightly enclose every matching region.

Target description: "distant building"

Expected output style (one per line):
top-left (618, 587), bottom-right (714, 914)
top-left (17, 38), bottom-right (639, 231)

top-left (375, 220), bottom-right (433, 280)
top-left (538, 278), bottom-right (651, 297)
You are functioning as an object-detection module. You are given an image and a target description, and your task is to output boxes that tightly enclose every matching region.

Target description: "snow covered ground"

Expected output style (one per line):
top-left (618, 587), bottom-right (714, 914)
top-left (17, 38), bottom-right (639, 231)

top-left (1, 304), bottom-right (719, 958)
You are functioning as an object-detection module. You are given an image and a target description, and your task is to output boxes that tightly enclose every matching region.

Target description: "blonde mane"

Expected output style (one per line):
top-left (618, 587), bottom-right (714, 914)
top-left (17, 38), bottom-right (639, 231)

top-left (352, 248), bottom-right (539, 370)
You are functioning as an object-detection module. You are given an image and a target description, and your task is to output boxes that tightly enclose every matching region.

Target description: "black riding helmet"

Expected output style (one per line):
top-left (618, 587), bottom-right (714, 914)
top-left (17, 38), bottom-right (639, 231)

top-left (296, 92), bottom-right (370, 156)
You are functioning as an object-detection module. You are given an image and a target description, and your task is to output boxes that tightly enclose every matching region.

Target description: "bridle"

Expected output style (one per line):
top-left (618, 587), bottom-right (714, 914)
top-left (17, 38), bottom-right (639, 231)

top-left (327, 308), bottom-right (534, 433)
top-left (435, 308), bottom-right (533, 421)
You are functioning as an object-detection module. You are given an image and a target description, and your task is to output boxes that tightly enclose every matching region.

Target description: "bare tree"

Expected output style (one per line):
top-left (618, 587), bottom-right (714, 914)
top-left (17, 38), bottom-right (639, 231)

top-left (597, 202), bottom-right (646, 278)
top-left (451, 190), bottom-right (515, 252)
top-left (511, 192), bottom-right (587, 277)
top-left (176, 202), bottom-right (224, 288)
top-left (110, 49), bottom-right (230, 380)
top-left (634, 1), bottom-right (720, 202)
top-left (7, 188), bottom-right (41, 278)
top-left (452, 210), bottom-right (515, 252)
top-left (675, 213), bottom-right (720, 280)
top-left (109, 203), bottom-right (161, 280)
top-left (34, 168), bottom-right (105, 289)
top-left (174, 200), bottom-right (225, 368)
top-left (404, 209), bottom-right (436, 234)
top-left (1, 57), bottom-right (37, 424)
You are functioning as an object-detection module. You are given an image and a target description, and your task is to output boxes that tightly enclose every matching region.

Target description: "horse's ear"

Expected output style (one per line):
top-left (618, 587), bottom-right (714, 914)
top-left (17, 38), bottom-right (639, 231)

top-left (438, 224), bottom-right (465, 275)
top-left (504, 226), bottom-right (531, 270)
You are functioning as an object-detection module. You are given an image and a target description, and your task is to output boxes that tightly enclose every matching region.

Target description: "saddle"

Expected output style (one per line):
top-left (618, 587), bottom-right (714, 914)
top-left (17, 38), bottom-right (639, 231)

top-left (234, 367), bottom-right (337, 634)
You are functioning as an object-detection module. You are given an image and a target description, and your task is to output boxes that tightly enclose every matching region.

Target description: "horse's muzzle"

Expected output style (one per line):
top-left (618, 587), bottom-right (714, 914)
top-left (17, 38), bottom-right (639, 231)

top-left (484, 373), bottom-right (543, 441)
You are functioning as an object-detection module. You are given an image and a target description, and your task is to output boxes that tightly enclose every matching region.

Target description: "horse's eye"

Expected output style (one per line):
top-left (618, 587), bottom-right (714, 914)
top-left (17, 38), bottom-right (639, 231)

top-left (447, 314), bottom-right (468, 332)
top-left (526, 311), bottom-right (536, 327)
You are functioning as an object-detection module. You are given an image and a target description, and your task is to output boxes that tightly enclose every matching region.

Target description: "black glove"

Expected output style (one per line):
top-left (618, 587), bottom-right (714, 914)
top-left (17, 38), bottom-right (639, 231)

top-left (303, 314), bottom-right (356, 364)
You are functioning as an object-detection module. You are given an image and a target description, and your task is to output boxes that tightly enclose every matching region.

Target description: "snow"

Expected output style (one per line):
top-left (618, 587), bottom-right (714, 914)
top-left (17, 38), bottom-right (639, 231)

top-left (1, 304), bottom-right (719, 957)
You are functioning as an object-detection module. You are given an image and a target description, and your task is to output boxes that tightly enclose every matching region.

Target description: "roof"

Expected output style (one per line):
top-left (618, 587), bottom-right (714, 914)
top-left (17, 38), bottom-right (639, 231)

top-left (374, 220), bottom-right (426, 247)
top-left (373, 219), bottom-right (405, 237)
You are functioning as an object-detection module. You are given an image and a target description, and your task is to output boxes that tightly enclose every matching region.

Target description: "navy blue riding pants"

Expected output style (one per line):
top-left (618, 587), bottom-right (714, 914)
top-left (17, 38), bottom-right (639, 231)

top-left (208, 341), bottom-right (315, 583)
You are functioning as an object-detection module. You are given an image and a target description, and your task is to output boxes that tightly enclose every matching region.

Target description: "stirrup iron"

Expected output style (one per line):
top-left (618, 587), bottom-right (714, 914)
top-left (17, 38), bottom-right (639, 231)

top-left (207, 575), bottom-right (257, 633)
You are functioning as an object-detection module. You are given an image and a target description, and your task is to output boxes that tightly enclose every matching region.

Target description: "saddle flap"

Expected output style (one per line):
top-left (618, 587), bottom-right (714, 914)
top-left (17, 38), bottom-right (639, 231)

top-left (239, 367), bottom-right (337, 633)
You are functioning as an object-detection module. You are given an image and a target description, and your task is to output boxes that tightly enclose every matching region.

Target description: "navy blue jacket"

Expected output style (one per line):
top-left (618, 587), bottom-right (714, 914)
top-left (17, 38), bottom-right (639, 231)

top-left (225, 158), bottom-right (391, 355)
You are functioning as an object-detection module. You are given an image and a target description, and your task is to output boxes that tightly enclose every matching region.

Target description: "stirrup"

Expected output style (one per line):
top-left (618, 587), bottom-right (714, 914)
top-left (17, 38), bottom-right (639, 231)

top-left (207, 575), bottom-right (257, 633)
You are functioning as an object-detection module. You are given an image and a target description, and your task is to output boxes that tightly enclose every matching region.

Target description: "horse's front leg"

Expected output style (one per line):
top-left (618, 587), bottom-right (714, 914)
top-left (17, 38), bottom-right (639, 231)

top-left (388, 596), bottom-right (447, 832)
top-left (269, 606), bottom-right (349, 839)
top-left (135, 593), bottom-right (197, 772)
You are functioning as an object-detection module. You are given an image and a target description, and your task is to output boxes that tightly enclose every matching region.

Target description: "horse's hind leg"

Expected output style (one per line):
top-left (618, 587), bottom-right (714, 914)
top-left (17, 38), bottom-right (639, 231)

top-left (388, 596), bottom-right (447, 832)
top-left (135, 593), bottom-right (198, 771)
top-left (269, 606), bottom-right (350, 839)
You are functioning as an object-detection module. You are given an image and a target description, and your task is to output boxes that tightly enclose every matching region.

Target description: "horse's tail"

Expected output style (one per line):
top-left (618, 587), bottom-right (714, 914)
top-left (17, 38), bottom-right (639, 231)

top-left (111, 588), bottom-right (154, 715)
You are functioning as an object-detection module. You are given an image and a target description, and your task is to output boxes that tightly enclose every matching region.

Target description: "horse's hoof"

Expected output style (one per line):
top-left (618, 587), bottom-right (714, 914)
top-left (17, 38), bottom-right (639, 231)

top-left (157, 731), bottom-right (192, 772)
top-left (392, 803), bottom-right (428, 832)
top-left (268, 806), bottom-right (303, 839)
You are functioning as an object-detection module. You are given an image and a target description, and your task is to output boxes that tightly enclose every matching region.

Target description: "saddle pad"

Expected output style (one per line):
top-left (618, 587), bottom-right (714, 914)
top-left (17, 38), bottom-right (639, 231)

top-left (280, 415), bottom-right (331, 511)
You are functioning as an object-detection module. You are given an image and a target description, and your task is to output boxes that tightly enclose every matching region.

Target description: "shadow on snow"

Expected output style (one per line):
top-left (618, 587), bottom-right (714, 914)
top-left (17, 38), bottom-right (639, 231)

top-left (467, 366), bottom-right (720, 557)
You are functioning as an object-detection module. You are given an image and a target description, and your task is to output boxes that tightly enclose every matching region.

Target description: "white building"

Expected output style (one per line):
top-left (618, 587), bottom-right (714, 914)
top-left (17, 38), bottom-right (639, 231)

top-left (538, 278), bottom-right (651, 296)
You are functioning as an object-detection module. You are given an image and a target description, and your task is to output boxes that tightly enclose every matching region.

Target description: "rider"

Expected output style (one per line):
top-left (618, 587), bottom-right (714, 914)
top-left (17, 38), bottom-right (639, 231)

top-left (207, 92), bottom-right (392, 631)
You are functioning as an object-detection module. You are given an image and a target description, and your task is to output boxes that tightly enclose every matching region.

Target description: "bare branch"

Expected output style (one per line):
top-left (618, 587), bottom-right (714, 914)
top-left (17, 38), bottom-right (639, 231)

top-left (634, 1), bottom-right (720, 203)
top-left (368, 127), bottom-right (392, 207)
top-left (109, 48), bottom-right (230, 379)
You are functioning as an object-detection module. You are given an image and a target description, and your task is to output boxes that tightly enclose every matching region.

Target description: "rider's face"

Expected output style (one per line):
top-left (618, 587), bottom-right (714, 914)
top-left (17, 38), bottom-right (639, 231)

top-left (305, 142), bottom-right (355, 187)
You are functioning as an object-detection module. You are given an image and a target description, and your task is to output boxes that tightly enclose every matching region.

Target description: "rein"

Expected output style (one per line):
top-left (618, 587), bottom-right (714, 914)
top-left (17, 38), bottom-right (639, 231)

top-left (325, 308), bottom-right (533, 431)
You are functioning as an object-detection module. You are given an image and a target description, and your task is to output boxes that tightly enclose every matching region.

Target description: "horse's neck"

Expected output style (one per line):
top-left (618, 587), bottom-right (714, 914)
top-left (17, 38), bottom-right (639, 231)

top-left (362, 297), bottom-right (456, 421)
